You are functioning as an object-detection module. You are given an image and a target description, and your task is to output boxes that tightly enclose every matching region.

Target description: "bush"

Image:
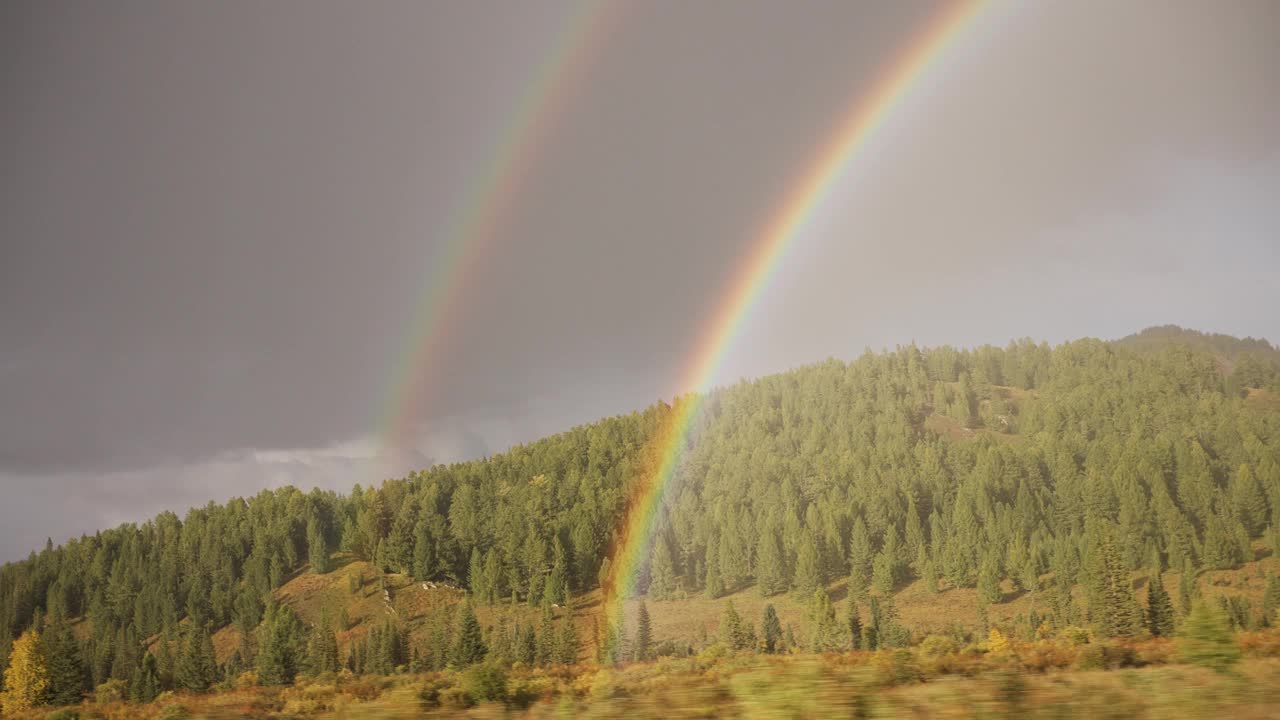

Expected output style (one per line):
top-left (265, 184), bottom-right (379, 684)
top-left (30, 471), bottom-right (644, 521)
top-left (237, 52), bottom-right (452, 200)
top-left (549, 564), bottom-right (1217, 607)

top-left (462, 662), bottom-right (508, 704)
top-left (871, 649), bottom-right (922, 686)
top-left (44, 710), bottom-right (79, 720)
top-left (419, 674), bottom-right (456, 709)
top-left (93, 679), bottom-right (127, 705)
top-left (1074, 642), bottom-right (1137, 671)
top-left (157, 704), bottom-right (192, 720)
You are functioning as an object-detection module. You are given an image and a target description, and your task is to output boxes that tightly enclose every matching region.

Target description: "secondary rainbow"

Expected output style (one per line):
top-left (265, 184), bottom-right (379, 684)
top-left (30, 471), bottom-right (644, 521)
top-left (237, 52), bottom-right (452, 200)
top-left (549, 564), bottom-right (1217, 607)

top-left (603, 0), bottom-right (990, 631)
top-left (377, 1), bottom-right (620, 473)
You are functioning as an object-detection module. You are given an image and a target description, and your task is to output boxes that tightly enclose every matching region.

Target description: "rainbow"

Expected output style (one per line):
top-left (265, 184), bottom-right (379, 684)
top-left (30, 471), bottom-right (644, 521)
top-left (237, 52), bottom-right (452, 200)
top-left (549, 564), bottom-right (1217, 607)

top-left (377, 1), bottom-right (620, 473)
top-left (603, 0), bottom-right (990, 632)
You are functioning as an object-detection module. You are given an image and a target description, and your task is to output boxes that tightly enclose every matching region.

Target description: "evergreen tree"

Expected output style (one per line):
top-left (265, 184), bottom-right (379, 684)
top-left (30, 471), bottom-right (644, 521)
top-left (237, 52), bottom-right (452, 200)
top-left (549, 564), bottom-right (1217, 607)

top-left (807, 588), bottom-right (845, 652)
top-left (516, 624), bottom-right (537, 666)
top-left (1093, 533), bottom-right (1145, 637)
top-left (308, 517), bottom-right (331, 574)
top-left (977, 552), bottom-right (1002, 605)
top-left (1179, 560), bottom-right (1198, 616)
top-left (256, 603), bottom-right (305, 685)
top-left (42, 615), bottom-right (86, 706)
top-left (756, 529), bottom-right (787, 597)
top-left (847, 600), bottom-right (863, 650)
top-left (1262, 572), bottom-right (1280, 628)
top-left (451, 601), bottom-right (487, 668)
top-left (307, 610), bottom-right (340, 675)
top-left (634, 602), bottom-right (653, 661)
top-left (720, 600), bottom-right (746, 651)
top-left (130, 652), bottom-right (160, 703)
top-left (155, 637), bottom-right (175, 691)
top-left (761, 604), bottom-right (782, 654)
top-left (1146, 571), bottom-right (1176, 637)
top-left (536, 604), bottom-right (557, 667)
top-left (648, 539), bottom-right (677, 601)
top-left (1178, 601), bottom-right (1241, 672)
top-left (704, 548), bottom-right (724, 600)
top-left (793, 535), bottom-right (822, 598)
top-left (556, 617), bottom-right (579, 665)
top-left (175, 624), bottom-right (218, 693)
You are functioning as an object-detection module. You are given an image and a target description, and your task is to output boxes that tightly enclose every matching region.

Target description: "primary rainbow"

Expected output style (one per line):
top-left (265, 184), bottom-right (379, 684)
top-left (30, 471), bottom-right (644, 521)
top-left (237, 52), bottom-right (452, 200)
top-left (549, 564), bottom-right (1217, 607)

top-left (603, 0), bottom-right (990, 631)
top-left (376, 1), bottom-right (619, 473)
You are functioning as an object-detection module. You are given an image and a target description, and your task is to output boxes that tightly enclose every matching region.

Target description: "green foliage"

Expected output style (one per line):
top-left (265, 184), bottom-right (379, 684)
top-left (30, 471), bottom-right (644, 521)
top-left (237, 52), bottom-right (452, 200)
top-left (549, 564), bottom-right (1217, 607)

top-left (1145, 571), bottom-right (1175, 637)
top-left (633, 602), bottom-right (652, 662)
top-left (174, 625), bottom-right (217, 693)
top-left (761, 605), bottom-right (782, 654)
top-left (1178, 601), bottom-right (1241, 672)
top-left (807, 588), bottom-right (846, 653)
top-left (256, 603), bottom-right (305, 685)
top-left (42, 616), bottom-right (86, 706)
top-left (461, 661), bottom-right (508, 705)
top-left (451, 602), bottom-right (486, 668)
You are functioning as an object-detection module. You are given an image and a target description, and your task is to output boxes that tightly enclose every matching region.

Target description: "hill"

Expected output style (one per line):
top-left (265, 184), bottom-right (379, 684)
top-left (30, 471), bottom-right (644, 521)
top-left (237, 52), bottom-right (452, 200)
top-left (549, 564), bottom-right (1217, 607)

top-left (2, 329), bottom-right (1279, 711)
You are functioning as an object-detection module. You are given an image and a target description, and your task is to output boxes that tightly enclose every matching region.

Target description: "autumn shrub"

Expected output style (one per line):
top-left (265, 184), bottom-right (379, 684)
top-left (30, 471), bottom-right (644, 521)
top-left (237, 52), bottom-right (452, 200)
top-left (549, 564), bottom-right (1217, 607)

top-left (1238, 628), bottom-right (1280, 657)
top-left (461, 662), bottom-right (508, 705)
top-left (1014, 639), bottom-right (1076, 672)
top-left (93, 679), bottom-right (127, 705)
top-left (871, 648), bottom-right (923, 686)
top-left (1074, 641), bottom-right (1138, 671)
top-left (156, 704), bottom-right (191, 720)
top-left (45, 709), bottom-right (80, 720)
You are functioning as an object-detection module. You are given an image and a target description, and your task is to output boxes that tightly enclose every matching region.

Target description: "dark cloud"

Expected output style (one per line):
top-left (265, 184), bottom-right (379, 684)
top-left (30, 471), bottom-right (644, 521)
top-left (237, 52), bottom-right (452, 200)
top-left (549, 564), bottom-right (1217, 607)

top-left (2, 0), bottom-right (1278, 559)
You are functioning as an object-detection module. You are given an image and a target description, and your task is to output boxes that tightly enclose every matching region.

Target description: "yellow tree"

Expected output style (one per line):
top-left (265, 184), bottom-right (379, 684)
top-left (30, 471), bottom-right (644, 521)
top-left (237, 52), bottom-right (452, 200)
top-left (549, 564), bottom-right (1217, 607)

top-left (2, 629), bottom-right (49, 713)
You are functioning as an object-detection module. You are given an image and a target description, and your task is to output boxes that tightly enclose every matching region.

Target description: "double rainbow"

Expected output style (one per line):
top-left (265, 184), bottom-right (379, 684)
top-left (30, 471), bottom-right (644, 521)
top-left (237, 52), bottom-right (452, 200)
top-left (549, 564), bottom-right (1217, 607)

top-left (602, 0), bottom-right (991, 632)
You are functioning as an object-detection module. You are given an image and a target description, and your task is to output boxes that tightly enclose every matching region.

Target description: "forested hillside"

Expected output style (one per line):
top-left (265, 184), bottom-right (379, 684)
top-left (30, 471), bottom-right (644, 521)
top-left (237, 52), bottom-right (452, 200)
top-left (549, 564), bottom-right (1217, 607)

top-left (2, 327), bottom-right (1279, 708)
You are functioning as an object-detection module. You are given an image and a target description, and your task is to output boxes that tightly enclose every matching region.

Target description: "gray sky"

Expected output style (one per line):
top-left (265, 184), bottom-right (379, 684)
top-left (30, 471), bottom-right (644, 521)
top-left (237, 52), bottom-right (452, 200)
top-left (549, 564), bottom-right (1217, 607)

top-left (2, 0), bottom-right (1278, 560)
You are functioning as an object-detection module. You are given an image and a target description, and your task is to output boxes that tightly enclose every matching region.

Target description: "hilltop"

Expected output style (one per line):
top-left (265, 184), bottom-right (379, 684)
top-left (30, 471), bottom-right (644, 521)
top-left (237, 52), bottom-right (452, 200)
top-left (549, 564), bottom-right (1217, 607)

top-left (2, 327), bottom-right (1279, 715)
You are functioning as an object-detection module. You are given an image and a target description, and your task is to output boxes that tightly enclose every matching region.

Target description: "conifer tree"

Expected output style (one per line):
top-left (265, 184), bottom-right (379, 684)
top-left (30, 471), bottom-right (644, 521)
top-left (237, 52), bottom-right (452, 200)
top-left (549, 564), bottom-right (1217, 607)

top-left (1146, 571), bottom-right (1176, 637)
top-left (175, 624), bottom-right (218, 693)
top-left (1178, 601), bottom-right (1241, 672)
top-left (556, 617), bottom-right (578, 666)
top-left (756, 529), bottom-right (787, 597)
top-left (256, 603), bottom-right (305, 685)
top-left (308, 517), bottom-right (331, 574)
top-left (704, 548), bottom-right (724, 600)
top-left (794, 535), bottom-right (822, 598)
top-left (1094, 533), bottom-right (1144, 637)
top-left (42, 615), bottom-right (86, 706)
top-left (516, 624), bottom-right (537, 666)
top-left (761, 604), bottom-right (782, 654)
top-left (634, 601), bottom-right (653, 661)
top-left (130, 652), bottom-right (160, 703)
top-left (720, 600), bottom-right (745, 651)
top-left (847, 600), bottom-right (863, 650)
top-left (648, 539), bottom-right (677, 601)
top-left (536, 604), bottom-right (556, 667)
top-left (807, 588), bottom-right (845, 652)
top-left (155, 636), bottom-right (175, 691)
top-left (1179, 559), bottom-right (1198, 616)
top-left (307, 610), bottom-right (340, 675)
top-left (1262, 572), bottom-right (1280, 628)
top-left (451, 601), bottom-right (486, 668)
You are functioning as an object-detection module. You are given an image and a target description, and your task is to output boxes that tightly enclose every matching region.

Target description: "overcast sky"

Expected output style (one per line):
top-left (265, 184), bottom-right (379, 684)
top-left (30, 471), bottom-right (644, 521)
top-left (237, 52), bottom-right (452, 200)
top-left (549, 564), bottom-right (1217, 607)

top-left (2, 0), bottom-right (1278, 560)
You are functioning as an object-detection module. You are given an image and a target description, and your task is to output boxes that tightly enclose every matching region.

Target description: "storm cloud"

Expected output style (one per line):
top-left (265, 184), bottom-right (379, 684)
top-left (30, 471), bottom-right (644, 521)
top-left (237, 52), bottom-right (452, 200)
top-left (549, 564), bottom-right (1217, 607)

top-left (2, 0), bottom-right (1278, 559)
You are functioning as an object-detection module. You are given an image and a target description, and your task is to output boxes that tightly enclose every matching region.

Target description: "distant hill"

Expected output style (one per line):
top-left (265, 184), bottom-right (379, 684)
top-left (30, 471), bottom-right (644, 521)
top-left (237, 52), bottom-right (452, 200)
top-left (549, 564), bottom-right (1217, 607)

top-left (1, 328), bottom-right (1278, 700)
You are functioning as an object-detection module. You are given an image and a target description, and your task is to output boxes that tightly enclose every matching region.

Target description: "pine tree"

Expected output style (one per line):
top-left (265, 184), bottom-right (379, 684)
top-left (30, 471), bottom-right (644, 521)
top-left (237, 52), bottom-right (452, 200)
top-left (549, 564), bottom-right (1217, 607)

top-left (307, 610), bottom-right (340, 675)
top-left (451, 602), bottom-right (486, 668)
top-left (516, 624), bottom-right (537, 666)
top-left (1179, 559), bottom-right (1198, 616)
top-left (130, 652), bottom-right (160, 703)
top-left (848, 519), bottom-right (872, 601)
top-left (1178, 601), bottom-right (1241, 672)
top-left (977, 552), bottom-right (1002, 605)
top-left (847, 600), bottom-right (863, 650)
top-left (257, 603), bottom-right (305, 685)
top-left (175, 624), bottom-right (218, 693)
top-left (536, 604), bottom-right (556, 667)
top-left (556, 617), bottom-right (578, 666)
top-left (807, 588), bottom-right (845, 652)
top-left (793, 536), bottom-right (822, 598)
top-left (634, 602), bottom-right (653, 661)
top-left (761, 604), bottom-right (782, 654)
top-left (756, 529), bottom-right (787, 597)
top-left (1146, 571), bottom-right (1176, 637)
top-left (704, 548), bottom-right (724, 599)
top-left (648, 539), bottom-right (677, 601)
top-left (42, 615), bottom-right (86, 706)
top-left (155, 636), bottom-right (175, 691)
top-left (720, 600), bottom-right (745, 651)
top-left (308, 517), bottom-right (331, 574)
top-left (1095, 533), bottom-right (1144, 638)
top-left (1, 630), bottom-right (48, 714)
top-left (1262, 572), bottom-right (1280, 628)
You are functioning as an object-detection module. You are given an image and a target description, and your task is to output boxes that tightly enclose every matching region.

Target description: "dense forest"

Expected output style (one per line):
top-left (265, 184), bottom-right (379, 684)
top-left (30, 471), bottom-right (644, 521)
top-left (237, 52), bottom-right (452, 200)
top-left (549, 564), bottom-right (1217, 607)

top-left (2, 326), bottom-right (1279, 710)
